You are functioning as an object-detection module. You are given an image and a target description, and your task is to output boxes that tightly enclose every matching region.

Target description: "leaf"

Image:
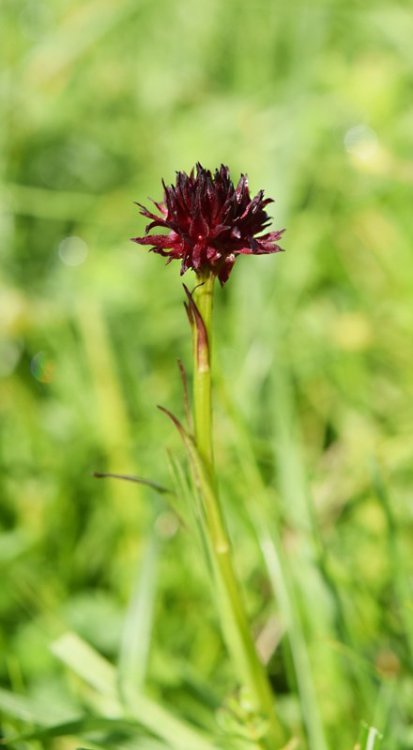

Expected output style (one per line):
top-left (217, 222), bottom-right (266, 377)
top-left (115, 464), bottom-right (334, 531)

top-left (157, 405), bottom-right (226, 550)
top-left (118, 536), bottom-right (159, 698)
top-left (0, 687), bottom-right (51, 725)
top-left (93, 471), bottom-right (172, 495)
top-left (177, 358), bottom-right (192, 431)
top-left (3, 716), bottom-right (140, 745)
top-left (51, 633), bottom-right (118, 698)
top-left (182, 284), bottom-right (209, 373)
top-left (51, 632), bottom-right (217, 750)
top-left (358, 723), bottom-right (383, 750)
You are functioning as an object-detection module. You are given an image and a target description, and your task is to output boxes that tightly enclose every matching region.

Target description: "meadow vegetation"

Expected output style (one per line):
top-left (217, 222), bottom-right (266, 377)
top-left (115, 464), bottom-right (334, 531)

top-left (1, 1), bottom-right (412, 748)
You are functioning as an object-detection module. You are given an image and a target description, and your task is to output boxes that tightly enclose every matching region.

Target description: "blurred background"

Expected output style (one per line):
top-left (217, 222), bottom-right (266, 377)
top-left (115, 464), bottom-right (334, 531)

top-left (1, 0), bottom-right (413, 748)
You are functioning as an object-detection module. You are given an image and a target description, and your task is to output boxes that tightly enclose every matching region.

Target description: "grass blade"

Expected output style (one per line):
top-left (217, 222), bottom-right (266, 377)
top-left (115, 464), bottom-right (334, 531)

top-left (118, 536), bottom-right (159, 697)
top-left (51, 632), bottom-right (217, 750)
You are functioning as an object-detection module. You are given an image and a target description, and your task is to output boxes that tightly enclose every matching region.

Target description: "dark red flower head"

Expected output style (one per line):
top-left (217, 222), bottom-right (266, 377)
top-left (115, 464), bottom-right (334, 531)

top-left (132, 163), bottom-right (285, 284)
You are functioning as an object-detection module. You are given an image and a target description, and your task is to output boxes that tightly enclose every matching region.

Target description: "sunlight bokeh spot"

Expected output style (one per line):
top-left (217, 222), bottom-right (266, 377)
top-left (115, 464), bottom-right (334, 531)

top-left (30, 351), bottom-right (54, 383)
top-left (58, 235), bottom-right (88, 266)
top-left (155, 511), bottom-right (179, 539)
top-left (344, 124), bottom-right (379, 162)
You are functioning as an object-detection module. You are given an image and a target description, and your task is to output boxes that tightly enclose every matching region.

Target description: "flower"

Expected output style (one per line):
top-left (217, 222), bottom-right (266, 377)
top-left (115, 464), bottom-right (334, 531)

top-left (132, 163), bottom-right (285, 284)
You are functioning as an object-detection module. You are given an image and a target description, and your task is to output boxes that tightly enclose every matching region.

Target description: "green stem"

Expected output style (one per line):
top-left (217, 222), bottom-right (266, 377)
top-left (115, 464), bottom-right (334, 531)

top-left (192, 272), bottom-right (283, 748)
top-left (192, 273), bottom-right (215, 472)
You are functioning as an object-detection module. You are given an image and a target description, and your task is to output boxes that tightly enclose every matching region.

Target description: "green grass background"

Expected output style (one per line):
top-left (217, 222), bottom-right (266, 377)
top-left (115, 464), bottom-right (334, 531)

top-left (1, 0), bottom-right (413, 748)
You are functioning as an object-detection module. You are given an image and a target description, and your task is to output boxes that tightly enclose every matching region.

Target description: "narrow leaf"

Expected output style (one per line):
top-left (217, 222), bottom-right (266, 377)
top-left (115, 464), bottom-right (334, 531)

top-left (93, 472), bottom-right (172, 495)
top-left (183, 284), bottom-right (209, 372)
top-left (118, 536), bottom-right (159, 697)
top-left (177, 358), bottom-right (192, 430)
top-left (51, 633), bottom-right (216, 750)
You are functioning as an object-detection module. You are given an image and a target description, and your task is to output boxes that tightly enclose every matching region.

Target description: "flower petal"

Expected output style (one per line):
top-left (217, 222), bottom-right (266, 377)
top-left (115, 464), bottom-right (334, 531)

top-left (132, 165), bottom-right (285, 283)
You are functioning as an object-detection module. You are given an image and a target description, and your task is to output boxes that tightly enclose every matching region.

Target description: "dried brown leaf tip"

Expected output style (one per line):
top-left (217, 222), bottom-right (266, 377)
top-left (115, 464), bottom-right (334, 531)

top-left (183, 284), bottom-right (209, 373)
top-left (132, 163), bottom-right (285, 284)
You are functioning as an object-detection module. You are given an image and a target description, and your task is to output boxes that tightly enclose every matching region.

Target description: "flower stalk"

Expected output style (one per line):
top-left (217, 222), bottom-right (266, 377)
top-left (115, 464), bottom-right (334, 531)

top-left (191, 273), bottom-right (283, 748)
top-left (133, 163), bottom-right (286, 747)
top-left (191, 273), bottom-right (215, 472)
